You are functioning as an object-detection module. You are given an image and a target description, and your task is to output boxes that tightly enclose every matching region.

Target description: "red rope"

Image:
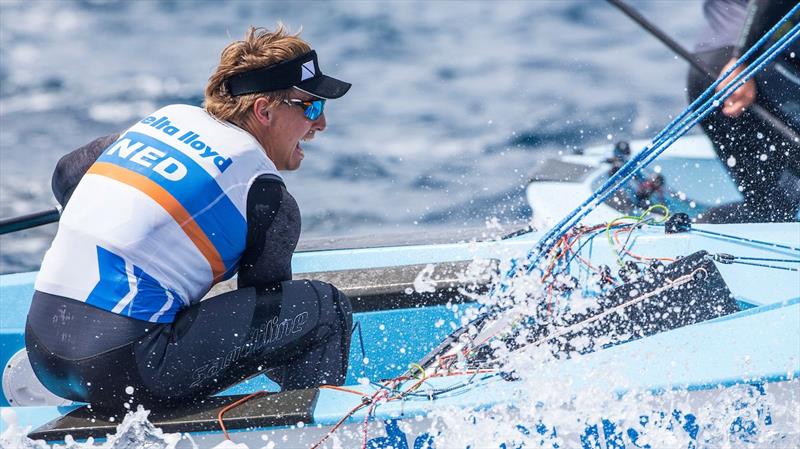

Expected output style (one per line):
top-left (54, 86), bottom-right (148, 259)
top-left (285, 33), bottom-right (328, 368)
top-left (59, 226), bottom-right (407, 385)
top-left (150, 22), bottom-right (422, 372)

top-left (612, 227), bottom-right (675, 262)
top-left (217, 391), bottom-right (268, 440)
top-left (361, 391), bottom-right (387, 449)
top-left (320, 384), bottom-right (370, 397)
top-left (310, 397), bottom-right (372, 449)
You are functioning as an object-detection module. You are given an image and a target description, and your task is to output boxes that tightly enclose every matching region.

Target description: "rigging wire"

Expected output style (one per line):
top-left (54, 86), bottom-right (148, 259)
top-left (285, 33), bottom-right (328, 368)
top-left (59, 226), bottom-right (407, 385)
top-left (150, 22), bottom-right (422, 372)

top-left (729, 260), bottom-right (799, 272)
top-left (689, 228), bottom-right (800, 253)
top-left (734, 257), bottom-right (800, 264)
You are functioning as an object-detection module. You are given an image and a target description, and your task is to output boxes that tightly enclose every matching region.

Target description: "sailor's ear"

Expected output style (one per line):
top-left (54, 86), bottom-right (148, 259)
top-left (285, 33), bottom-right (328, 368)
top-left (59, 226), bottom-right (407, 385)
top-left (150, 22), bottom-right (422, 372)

top-left (252, 97), bottom-right (272, 126)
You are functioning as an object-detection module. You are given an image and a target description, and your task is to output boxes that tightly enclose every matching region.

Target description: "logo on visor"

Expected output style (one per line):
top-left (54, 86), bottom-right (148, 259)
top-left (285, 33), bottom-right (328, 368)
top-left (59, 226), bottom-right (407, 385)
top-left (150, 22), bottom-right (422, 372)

top-left (301, 60), bottom-right (315, 81)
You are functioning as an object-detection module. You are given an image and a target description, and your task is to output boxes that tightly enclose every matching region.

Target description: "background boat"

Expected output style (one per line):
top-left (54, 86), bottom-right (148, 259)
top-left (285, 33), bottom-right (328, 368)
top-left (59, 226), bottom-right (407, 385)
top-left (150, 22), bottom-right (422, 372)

top-left (526, 134), bottom-right (800, 228)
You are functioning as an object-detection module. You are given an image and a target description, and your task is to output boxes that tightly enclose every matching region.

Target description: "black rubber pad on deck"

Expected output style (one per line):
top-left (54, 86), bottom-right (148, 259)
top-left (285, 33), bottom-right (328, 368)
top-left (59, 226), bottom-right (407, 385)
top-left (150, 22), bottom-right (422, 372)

top-left (526, 250), bottom-right (740, 357)
top-left (28, 388), bottom-right (319, 442)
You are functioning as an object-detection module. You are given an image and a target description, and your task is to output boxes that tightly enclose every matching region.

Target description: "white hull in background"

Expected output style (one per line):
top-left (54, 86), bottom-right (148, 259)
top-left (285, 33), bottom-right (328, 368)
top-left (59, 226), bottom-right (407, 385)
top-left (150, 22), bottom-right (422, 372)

top-left (526, 134), bottom-right (729, 228)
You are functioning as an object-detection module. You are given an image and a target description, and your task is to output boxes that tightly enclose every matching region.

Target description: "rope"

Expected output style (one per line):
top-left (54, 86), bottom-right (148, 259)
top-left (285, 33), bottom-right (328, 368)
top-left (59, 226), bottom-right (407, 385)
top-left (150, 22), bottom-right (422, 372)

top-left (310, 398), bottom-right (371, 449)
top-left (313, 369), bottom-right (497, 448)
top-left (605, 205), bottom-right (670, 266)
top-left (217, 391), bottom-right (268, 440)
top-left (320, 385), bottom-right (371, 397)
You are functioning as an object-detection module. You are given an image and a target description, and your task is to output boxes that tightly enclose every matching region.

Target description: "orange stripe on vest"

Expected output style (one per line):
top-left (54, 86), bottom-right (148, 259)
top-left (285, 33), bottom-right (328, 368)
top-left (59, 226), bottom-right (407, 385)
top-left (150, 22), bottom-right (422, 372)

top-left (87, 162), bottom-right (227, 281)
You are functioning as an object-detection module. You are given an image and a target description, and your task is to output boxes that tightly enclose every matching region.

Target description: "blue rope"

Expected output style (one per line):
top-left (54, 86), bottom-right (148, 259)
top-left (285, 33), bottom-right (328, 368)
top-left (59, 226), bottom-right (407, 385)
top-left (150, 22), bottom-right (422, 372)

top-left (633, 24), bottom-right (800, 173)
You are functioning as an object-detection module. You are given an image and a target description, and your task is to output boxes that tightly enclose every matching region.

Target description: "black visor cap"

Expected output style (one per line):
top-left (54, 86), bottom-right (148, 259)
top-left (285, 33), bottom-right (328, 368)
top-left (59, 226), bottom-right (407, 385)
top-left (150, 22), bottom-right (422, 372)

top-left (295, 74), bottom-right (351, 99)
top-left (226, 50), bottom-right (351, 99)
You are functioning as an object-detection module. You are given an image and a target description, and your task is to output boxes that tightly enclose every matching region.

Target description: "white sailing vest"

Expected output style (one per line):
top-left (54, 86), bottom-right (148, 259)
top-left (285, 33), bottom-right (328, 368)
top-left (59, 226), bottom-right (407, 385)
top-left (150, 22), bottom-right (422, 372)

top-left (35, 105), bottom-right (280, 323)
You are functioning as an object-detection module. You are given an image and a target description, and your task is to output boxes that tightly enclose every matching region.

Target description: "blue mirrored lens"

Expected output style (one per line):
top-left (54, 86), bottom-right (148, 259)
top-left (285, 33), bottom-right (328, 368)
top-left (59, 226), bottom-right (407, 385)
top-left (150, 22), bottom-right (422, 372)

top-left (304, 100), bottom-right (325, 120)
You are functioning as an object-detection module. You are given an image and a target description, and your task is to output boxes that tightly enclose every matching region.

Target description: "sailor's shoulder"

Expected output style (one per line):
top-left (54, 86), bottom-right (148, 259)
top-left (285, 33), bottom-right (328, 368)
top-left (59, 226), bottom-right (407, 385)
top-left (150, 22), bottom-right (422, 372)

top-left (144, 104), bottom-right (218, 124)
top-left (143, 104), bottom-right (252, 141)
top-left (145, 103), bottom-right (192, 114)
top-left (150, 103), bottom-right (213, 120)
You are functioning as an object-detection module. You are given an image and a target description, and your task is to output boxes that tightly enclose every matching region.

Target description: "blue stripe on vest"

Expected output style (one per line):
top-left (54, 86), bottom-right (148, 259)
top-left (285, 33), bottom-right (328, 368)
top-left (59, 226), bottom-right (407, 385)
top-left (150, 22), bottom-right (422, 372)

top-left (96, 131), bottom-right (247, 277)
top-left (85, 246), bottom-right (131, 310)
top-left (87, 246), bottom-right (184, 323)
top-left (118, 266), bottom-right (182, 323)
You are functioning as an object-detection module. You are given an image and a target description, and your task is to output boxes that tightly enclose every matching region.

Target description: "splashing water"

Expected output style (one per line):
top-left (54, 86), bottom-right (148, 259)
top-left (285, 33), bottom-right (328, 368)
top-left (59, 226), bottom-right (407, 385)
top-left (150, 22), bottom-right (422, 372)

top-left (1, 406), bottom-right (190, 449)
top-left (419, 248), bottom-right (800, 449)
top-left (424, 341), bottom-right (799, 448)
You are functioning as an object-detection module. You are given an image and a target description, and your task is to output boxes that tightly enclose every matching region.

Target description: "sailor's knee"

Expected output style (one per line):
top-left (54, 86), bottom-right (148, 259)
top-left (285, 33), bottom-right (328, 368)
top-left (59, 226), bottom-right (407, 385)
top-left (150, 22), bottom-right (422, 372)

top-left (307, 280), bottom-right (352, 333)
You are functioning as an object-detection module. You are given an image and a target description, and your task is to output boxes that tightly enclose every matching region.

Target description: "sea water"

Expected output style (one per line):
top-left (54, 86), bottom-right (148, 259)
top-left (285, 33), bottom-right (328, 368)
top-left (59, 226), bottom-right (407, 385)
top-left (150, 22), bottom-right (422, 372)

top-left (0, 0), bottom-right (702, 274)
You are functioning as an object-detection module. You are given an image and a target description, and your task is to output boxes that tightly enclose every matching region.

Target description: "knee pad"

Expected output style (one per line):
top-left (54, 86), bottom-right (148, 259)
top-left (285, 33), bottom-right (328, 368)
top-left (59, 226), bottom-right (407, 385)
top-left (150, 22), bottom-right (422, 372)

top-left (308, 281), bottom-right (352, 377)
top-left (308, 281), bottom-right (352, 339)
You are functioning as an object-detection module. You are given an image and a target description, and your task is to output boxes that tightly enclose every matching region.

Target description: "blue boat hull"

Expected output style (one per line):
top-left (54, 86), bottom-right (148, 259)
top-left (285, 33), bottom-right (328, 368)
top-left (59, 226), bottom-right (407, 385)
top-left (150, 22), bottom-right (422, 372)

top-left (1, 223), bottom-right (798, 448)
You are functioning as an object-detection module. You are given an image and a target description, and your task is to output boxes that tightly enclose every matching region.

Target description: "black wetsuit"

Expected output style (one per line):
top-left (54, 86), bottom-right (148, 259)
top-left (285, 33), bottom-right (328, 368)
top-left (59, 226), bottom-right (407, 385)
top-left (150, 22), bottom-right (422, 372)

top-left (689, 0), bottom-right (800, 223)
top-left (25, 135), bottom-right (352, 409)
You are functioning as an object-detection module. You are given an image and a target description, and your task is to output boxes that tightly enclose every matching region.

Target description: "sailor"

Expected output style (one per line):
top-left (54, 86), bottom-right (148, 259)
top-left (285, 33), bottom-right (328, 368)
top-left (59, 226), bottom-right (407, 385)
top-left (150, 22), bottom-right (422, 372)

top-left (25, 26), bottom-right (353, 409)
top-left (689, 0), bottom-right (799, 223)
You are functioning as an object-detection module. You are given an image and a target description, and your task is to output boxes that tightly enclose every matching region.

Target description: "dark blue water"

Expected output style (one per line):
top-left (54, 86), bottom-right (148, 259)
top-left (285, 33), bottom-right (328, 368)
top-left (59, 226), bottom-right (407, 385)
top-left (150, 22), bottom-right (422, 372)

top-left (0, 0), bottom-right (703, 274)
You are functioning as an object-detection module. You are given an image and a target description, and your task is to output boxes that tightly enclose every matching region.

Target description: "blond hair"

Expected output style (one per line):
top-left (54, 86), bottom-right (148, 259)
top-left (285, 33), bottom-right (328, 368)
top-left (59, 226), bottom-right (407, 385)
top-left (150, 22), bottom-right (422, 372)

top-left (204, 25), bottom-right (311, 126)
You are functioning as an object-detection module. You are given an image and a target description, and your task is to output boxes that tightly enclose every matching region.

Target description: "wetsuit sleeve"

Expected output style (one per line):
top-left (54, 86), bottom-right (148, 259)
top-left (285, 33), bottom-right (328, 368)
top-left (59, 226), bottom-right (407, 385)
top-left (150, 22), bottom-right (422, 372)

top-left (237, 175), bottom-right (302, 289)
top-left (52, 134), bottom-right (119, 207)
top-left (735, 0), bottom-right (798, 58)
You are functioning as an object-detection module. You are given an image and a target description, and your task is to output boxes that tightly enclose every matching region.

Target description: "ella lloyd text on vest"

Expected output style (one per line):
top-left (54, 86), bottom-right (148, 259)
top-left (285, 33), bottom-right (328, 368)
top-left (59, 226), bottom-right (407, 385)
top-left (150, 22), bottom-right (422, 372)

top-left (106, 114), bottom-right (234, 182)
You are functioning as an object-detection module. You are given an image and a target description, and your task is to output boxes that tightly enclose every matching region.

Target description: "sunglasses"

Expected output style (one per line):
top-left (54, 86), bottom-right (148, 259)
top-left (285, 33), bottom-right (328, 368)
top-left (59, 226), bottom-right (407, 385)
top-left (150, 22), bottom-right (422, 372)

top-left (283, 98), bottom-right (326, 120)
